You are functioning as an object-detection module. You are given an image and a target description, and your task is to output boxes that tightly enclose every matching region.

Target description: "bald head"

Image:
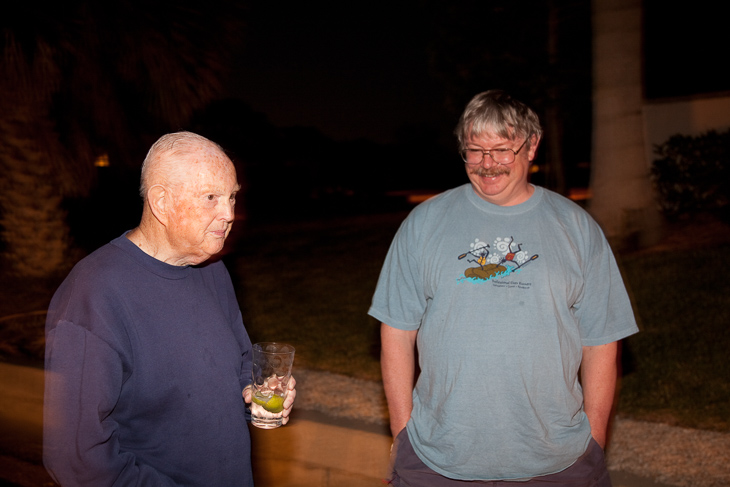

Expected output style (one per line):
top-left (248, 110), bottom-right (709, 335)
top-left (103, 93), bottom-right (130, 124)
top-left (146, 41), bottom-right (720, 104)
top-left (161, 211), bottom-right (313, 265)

top-left (140, 132), bottom-right (229, 202)
top-left (133, 131), bottom-right (240, 266)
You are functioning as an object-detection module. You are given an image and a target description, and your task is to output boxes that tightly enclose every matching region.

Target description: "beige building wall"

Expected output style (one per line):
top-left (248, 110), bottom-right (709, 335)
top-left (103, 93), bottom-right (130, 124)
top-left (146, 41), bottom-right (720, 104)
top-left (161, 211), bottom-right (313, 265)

top-left (642, 93), bottom-right (730, 166)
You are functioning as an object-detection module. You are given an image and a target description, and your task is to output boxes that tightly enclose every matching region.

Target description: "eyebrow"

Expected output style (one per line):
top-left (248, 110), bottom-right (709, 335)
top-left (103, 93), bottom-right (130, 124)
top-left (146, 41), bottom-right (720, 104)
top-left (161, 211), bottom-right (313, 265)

top-left (201, 181), bottom-right (240, 191)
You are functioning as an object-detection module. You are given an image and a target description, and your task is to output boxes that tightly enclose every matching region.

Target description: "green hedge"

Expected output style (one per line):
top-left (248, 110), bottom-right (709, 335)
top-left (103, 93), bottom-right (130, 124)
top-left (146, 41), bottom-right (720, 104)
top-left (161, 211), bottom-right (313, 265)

top-left (650, 129), bottom-right (729, 219)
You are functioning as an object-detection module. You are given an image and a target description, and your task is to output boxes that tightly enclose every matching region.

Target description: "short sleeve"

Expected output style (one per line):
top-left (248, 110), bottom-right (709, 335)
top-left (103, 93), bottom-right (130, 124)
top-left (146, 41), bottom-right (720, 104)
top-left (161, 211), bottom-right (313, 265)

top-left (572, 224), bottom-right (639, 346)
top-left (368, 215), bottom-right (427, 330)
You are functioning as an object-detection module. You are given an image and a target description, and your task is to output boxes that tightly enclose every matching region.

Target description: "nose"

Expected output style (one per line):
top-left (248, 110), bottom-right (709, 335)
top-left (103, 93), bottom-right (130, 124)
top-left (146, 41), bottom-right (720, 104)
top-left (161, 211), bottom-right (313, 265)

top-left (479, 152), bottom-right (498, 168)
top-left (219, 199), bottom-right (235, 222)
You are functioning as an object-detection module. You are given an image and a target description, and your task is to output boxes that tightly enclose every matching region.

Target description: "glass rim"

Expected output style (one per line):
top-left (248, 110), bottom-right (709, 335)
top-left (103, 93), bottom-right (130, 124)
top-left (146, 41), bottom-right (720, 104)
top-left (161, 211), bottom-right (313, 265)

top-left (459, 137), bottom-right (530, 165)
top-left (253, 342), bottom-right (296, 354)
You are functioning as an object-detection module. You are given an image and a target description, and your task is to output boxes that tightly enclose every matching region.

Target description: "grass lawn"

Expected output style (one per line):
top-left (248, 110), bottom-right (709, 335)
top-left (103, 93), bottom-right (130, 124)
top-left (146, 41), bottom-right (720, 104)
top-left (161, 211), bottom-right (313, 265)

top-left (1, 211), bottom-right (728, 432)
top-left (227, 212), bottom-right (406, 381)
top-left (618, 242), bottom-right (730, 431)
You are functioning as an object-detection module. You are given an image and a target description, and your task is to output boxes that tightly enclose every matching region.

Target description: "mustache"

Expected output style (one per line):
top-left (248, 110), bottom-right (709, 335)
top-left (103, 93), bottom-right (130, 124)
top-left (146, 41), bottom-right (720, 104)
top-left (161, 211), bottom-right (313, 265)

top-left (469, 166), bottom-right (510, 178)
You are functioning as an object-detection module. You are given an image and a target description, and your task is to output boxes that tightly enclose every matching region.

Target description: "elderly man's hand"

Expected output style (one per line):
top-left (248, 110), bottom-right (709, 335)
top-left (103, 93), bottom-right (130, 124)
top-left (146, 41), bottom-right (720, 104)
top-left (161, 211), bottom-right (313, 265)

top-left (280, 377), bottom-right (296, 424)
top-left (243, 377), bottom-right (297, 425)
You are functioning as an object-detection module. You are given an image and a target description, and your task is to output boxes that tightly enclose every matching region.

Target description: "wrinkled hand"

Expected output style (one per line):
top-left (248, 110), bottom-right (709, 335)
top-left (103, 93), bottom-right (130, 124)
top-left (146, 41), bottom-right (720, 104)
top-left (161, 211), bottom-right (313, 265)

top-left (243, 377), bottom-right (297, 425)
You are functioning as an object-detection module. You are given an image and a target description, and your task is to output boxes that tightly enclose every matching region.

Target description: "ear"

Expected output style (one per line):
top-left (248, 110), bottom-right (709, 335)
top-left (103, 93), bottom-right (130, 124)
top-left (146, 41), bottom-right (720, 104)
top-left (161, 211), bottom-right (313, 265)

top-left (146, 184), bottom-right (171, 226)
top-left (527, 133), bottom-right (541, 161)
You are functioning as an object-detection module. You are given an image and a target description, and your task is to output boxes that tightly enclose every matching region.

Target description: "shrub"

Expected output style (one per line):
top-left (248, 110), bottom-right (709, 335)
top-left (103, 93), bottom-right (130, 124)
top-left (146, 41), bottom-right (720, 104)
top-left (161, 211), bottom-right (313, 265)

top-left (650, 129), bottom-right (730, 219)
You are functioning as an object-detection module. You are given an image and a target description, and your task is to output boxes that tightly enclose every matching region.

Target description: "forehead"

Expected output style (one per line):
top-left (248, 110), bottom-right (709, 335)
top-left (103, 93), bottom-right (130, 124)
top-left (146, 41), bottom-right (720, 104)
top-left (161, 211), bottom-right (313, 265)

top-left (466, 131), bottom-right (514, 147)
top-left (182, 148), bottom-right (238, 190)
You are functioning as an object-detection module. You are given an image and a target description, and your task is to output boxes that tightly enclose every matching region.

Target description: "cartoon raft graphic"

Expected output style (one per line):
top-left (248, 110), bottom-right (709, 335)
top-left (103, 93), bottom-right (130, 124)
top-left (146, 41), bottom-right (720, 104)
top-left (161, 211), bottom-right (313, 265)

top-left (459, 236), bottom-right (539, 281)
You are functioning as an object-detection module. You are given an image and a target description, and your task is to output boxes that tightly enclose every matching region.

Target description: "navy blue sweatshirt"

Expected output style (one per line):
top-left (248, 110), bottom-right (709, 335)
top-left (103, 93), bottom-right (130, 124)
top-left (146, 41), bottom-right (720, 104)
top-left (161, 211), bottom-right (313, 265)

top-left (44, 233), bottom-right (254, 486)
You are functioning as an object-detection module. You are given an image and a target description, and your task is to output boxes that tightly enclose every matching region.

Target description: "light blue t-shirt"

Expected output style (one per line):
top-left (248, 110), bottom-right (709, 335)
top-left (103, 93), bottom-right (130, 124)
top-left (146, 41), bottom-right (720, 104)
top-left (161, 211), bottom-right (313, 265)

top-left (369, 184), bottom-right (638, 481)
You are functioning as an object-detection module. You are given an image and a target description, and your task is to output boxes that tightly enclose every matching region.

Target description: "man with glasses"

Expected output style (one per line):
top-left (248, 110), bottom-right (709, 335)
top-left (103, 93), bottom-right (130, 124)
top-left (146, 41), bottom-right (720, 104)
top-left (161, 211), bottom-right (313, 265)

top-left (369, 90), bottom-right (638, 486)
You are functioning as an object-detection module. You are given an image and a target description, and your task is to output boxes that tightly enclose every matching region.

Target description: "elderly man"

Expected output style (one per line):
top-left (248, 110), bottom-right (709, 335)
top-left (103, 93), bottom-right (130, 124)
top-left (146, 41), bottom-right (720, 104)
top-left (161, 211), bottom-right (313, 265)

top-left (369, 90), bottom-right (638, 486)
top-left (43, 132), bottom-right (295, 486)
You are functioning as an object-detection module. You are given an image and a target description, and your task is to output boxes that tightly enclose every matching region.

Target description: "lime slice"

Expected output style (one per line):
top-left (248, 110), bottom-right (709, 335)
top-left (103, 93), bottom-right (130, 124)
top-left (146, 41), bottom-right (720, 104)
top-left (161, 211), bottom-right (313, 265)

top-left (252, 393), bottom-right (285, 413)
top-left (262, 395), bottom-right (285, 413)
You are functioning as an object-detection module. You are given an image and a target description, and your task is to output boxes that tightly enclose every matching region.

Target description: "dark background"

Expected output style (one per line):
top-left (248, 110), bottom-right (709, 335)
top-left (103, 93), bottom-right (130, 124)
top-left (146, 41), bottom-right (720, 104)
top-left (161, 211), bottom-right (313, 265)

top-left (3, 0), bottom-right (728, 254)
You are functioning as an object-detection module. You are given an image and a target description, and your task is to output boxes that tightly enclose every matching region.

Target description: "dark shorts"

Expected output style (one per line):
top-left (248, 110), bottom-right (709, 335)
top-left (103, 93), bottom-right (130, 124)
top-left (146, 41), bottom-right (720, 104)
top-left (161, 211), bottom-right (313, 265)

top-left (387, 429), bottom-right (611, 487)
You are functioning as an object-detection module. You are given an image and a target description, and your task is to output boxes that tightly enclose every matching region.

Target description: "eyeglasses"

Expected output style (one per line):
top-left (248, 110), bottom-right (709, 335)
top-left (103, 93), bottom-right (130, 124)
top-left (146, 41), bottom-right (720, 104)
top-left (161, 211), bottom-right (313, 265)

top-left (459, 137), bottom-right (529, 166)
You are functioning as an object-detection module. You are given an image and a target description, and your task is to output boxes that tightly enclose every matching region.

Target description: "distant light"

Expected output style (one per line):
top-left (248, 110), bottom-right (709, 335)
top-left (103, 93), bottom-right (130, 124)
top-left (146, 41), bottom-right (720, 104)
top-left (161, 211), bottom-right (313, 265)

top-left (407, 193), bottom-right (436, 204)
top-left (569, 188), bottom-right (592, 201)
top-left (386, 190), bottom-right (438, 205)
top-left (94, 154), bottom-right (110, 167)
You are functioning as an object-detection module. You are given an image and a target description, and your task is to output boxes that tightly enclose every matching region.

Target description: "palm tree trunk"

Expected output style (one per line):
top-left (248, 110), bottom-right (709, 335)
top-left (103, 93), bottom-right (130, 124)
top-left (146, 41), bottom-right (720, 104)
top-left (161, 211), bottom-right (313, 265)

top-left (0, 111), bottom-right (71, 278)
top-left (589, 0), bottom-right (662, 249)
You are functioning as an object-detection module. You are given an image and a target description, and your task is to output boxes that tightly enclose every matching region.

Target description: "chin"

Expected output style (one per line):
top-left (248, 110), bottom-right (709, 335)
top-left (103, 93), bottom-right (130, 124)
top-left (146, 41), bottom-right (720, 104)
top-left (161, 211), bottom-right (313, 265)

top-left (202, 244), bottom-right (225, 260)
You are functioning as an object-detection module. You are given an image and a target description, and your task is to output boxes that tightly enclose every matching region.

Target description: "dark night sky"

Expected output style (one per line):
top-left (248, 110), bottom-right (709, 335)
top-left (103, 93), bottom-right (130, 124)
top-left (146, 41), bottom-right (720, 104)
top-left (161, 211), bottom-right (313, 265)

top-left (222, 1), bottom-right (727, 146)
top-left (224, 3), bottom-right (450, 144)
top-left (643, 0), bottom-right (728, 100)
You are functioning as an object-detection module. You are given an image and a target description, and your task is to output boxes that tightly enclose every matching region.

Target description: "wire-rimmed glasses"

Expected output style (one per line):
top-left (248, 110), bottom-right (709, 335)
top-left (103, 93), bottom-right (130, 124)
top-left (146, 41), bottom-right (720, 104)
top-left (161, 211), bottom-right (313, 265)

top-left (459, 137), bottom-right (529, 165)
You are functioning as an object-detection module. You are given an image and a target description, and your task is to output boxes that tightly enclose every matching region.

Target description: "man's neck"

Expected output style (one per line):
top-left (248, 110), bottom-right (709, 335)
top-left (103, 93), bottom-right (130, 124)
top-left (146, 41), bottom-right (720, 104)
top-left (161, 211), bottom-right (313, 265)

top-left (127, 223), bottom-right (166, 262)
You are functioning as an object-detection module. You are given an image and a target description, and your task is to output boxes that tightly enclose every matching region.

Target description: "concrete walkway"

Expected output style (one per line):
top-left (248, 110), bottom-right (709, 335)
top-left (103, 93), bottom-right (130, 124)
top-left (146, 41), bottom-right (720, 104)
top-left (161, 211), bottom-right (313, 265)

top-left (0, 361), bottom-right (675, 487)
top-left (250, 412), bottom-right (391, 486)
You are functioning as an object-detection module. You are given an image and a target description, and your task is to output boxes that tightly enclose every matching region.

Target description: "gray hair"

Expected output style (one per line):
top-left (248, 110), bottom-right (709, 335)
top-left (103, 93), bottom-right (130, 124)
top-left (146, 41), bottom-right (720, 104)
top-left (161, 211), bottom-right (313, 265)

top-left (454, 90), bottom-right (543, 150)
top-left (139, 131), bottom-right (225, 200)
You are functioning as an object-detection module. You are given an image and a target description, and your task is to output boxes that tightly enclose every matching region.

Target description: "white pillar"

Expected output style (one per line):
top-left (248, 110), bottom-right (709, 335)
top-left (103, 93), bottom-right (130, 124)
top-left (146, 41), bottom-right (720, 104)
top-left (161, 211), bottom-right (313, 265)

top-left (589, 0), bottom-right (662, 248)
